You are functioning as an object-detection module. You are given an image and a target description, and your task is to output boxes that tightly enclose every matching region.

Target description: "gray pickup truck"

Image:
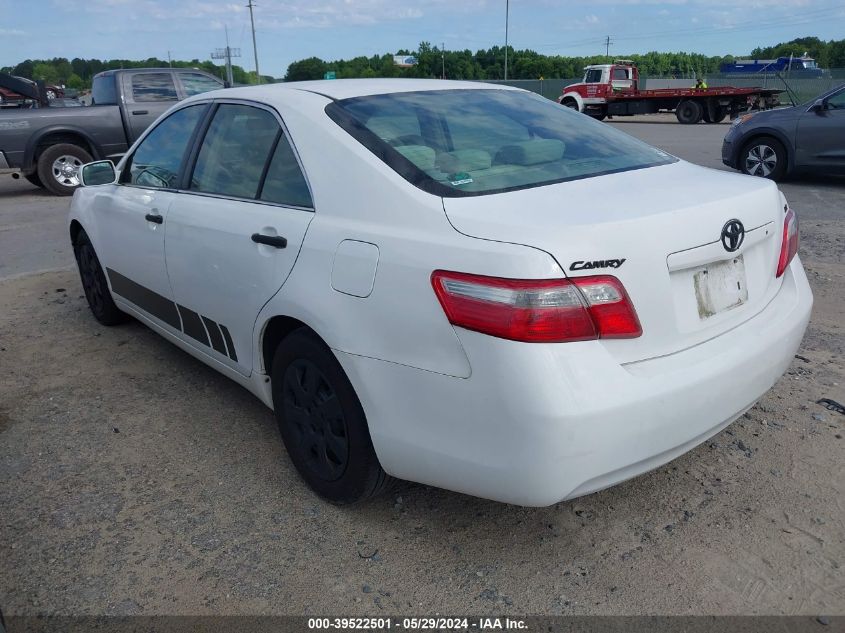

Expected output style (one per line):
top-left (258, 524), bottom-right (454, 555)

top-left (0, 67), bottom-right (223, 195)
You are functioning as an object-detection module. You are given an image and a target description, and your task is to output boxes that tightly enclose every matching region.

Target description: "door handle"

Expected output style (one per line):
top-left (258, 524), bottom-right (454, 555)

top-left (145, 213), bottom-right (163, 224)
top-left (132, 110), bottom-right (149, 115)
top-left (251, 233), bottom-right (287, 249)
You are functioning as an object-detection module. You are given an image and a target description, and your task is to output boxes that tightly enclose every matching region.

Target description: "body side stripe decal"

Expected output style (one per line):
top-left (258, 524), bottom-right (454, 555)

top-left (105, 268), bottom-right (238, 362)
top-left (106, 268), bottom-right (181, 330)
top-left (177, 305), bottom-right (210, 347)
top-left (202, 316), bottom-right (228, 356)
top-left (219, 325), bottom-right (238, 362)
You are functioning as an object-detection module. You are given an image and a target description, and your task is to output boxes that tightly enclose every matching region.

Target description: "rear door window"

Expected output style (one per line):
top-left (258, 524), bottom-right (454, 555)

top-left (260, 135), bottom-right (313, 208)
top-left (91, 75), bottom-right (117, 105)
top-left (178, 72), bottom-right (224, 97)
top-left (189, 104), bottom-right (280, 199)
top-left (131, 73), bottom-right (178, 102)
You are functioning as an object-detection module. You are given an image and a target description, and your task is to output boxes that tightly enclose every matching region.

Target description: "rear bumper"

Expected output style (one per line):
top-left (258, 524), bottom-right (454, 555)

top-left (337, 259), bottom-right (812, 506)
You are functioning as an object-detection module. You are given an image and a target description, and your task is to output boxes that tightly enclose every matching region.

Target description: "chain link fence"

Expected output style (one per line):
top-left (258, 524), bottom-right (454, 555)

top-left (642, 70), bottom-right (845, 105)
top-left (483, 71), bottom-right (845, 105)
top-left (479, 78), bottom-right (580, 100)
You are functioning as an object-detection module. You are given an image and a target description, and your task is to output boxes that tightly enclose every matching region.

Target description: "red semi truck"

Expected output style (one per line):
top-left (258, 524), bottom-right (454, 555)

top-left (557, 61), bottom-right (782, 124)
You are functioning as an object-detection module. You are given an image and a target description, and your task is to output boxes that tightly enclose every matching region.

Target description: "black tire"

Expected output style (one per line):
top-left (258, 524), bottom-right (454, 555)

top-left (588, 111), bottom-right (607, 121)
top-left (676, 100), bottom-right (703, 124)
top-left (739, 136), bottom-right (787, 181)
top-left (702, 100), bottom-right (726, 124)
top-left (36, 143), bottom-right (92, 196)
top-left (561, 99), bottom-right (579, 110)
top-left (73, 230), bottom-right (126, 326)
top-left (24, 173), bottom-right (44, 188)
top-left (271, 328), bottom-right (392, 504)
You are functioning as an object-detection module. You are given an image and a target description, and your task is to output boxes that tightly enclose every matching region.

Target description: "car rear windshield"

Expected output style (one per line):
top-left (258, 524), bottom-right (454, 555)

top-left (325, 89), bottom-right (676, 197)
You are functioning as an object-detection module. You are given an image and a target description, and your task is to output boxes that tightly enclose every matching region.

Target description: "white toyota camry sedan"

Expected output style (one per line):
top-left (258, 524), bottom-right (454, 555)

top-left (69, 79), bottom-right (812, 506)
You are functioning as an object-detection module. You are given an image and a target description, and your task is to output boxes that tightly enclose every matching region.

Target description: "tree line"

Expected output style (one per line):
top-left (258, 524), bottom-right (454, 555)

top-left (285, 36), bottom-right (845, 82)
top-left (284, 45), bottom-right (731, 82)
top-left (0, 57), bottom-right (276, 89)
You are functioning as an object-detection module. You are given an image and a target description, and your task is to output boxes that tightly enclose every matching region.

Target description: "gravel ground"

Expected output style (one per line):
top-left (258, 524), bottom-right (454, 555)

top-left (0, 118), bottom-right (843, 617)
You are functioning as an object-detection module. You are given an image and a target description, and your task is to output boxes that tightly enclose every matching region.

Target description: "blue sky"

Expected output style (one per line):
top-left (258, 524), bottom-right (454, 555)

top-left (2, 0), bottom-right (844, 77)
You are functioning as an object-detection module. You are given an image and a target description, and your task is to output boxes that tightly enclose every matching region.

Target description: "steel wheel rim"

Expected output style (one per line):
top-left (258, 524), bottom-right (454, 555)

top-left (283, 359), bottom-right (349, 481)
top-left (745, 144), bottom-right (777, 177)
top-left (52, 155), bottom-right (83, 187)
top-left (78, 245), bottom-right (105, 313)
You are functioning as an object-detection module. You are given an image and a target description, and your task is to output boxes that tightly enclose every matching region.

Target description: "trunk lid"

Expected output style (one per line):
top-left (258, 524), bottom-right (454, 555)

top-left (442, 160), bottom-right (786, 364)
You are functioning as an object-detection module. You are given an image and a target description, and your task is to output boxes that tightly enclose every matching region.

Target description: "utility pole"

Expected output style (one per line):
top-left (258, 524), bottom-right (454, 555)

top-left (167, 50), bottom-right (173, 68)
top-left (504, 0), bottom-right (509, 80)
top-left (441, 42), bottom-right (445, 79)
top-left (246, 0), bottom-right (260, 84)
top-left (605, 35), bottom-right (612, 59)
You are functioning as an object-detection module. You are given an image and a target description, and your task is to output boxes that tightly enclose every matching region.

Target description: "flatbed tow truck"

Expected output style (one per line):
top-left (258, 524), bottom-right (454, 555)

top-left (558, 60), bottom-right (782, 124)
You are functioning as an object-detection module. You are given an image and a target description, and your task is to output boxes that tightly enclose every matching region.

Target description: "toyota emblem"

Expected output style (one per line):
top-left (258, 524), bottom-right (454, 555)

top-left (721, 219), bottom-right (745, 252)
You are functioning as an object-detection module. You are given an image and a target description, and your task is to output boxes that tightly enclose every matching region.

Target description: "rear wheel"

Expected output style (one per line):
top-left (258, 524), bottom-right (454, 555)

top-left (740, 136), bottom-right (787, 180)
top-left (676, 100), bottom-right (703, 124)
top-left (37, 143), bottom-right (92, 196)
top-left (561, 98), bottom-right (579, 111)
top-left (73, 230), bottom-right (127, 326)
top-left (702, 99), bottom-right (727, 124)
top-left (271, 328), bottom-right (393, 504)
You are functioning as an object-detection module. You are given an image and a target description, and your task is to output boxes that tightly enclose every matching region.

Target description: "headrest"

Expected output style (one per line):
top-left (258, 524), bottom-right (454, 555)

top-left (436, 149), bottom-right (492, 173)
top-left (394, 144), bottom-right (436, 171)
top-left (494, 139), bottom-right (565, 166)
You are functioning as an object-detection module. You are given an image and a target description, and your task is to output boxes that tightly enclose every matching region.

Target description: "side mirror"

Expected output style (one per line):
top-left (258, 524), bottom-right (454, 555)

top-left (80, 160), bottom-right (116, 186)
top-left (810, 98), bottom-right (826, 113)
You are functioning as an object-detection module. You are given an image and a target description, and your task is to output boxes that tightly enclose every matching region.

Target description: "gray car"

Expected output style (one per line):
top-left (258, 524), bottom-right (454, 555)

top-left (722, 83), bottom-right (845, 180)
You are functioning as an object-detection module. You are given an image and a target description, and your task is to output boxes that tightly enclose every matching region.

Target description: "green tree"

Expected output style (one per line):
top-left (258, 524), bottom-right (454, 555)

top-left (66, 73), bottom-right (85, 89)
top-left (285, 56), bottom-right (327, 81)
top-left (32, 62), bottom-right (59, 83)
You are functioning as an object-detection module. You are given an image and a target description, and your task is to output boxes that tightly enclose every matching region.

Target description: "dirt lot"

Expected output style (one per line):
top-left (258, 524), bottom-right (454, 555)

top-left (0, 119), bottom-right (843, 618)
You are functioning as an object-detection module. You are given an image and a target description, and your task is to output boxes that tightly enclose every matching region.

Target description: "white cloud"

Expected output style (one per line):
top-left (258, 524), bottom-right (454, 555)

top-left (0, 27), bottom-right (25, 36)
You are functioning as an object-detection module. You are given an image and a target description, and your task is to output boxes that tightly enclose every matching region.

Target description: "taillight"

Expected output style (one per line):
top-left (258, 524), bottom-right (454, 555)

top-left (431, 271), bottom-right (641, 343)
top-left (776, 207), bottom-right (799, 278)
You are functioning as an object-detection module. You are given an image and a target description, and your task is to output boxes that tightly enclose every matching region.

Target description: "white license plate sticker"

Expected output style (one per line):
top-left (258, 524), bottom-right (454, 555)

top-left (693, 256), bottom-right (748, 319)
